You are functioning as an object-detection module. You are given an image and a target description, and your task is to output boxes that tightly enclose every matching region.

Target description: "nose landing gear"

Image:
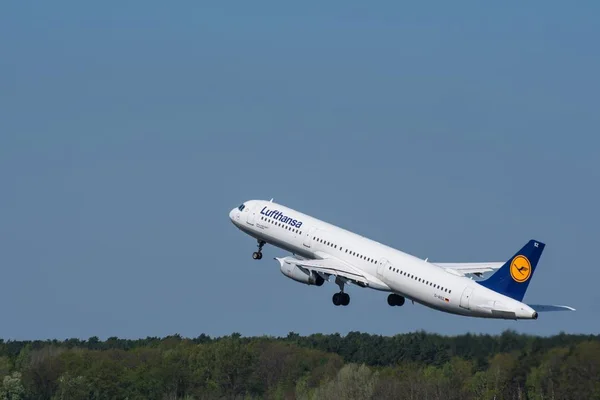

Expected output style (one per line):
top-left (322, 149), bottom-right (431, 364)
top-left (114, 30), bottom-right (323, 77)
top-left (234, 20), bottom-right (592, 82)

top-left (252, 240), bottom-right (266, 260)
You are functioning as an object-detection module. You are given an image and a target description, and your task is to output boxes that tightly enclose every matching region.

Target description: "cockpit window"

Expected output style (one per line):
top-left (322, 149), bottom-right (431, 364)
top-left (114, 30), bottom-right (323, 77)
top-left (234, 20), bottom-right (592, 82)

top-left (238, 204), bottom-right (245, 211)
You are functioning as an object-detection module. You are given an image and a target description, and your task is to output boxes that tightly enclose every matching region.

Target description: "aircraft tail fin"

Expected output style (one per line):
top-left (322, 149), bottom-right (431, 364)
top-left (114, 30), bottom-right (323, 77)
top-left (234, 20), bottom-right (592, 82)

top-left (479, 240), bottom-right (544, 301)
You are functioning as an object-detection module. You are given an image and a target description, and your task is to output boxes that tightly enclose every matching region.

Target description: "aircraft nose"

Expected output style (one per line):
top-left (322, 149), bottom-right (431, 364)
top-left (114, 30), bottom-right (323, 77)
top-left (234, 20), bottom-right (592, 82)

top-left (229, 208), bottom-right (236, 220)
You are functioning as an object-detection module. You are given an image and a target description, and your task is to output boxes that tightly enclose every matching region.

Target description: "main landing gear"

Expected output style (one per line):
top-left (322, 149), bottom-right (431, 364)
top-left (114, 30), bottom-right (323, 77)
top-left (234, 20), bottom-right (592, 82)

top-left (332, 276), bottom-right (350, 306)
top-left (387, 294), bottom-right (405, 307)
top-left (333, 292), bottom-right (350, 306)
top-left (252, 240), bottom-right (266, 260)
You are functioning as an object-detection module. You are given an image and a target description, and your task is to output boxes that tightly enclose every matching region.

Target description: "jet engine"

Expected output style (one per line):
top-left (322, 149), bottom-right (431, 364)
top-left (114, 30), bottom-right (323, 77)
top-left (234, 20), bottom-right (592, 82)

top-left (280, 262), bottom-right (324, 286)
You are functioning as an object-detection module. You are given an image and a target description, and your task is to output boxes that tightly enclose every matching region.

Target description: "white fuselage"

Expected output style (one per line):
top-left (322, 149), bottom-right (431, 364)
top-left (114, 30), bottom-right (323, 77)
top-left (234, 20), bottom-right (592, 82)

top-left (229, 200), bottom-right (537, 320)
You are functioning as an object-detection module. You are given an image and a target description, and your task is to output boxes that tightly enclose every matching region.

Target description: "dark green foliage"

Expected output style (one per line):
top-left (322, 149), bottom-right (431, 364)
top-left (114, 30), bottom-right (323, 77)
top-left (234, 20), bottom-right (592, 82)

top-left (0, 331), bottom-right (598, 399)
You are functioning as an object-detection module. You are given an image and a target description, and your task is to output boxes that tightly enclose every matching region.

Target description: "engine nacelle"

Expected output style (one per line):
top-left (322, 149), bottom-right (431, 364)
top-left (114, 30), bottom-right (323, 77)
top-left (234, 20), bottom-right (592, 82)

top-left (280, 262), bottom-right (324, 286)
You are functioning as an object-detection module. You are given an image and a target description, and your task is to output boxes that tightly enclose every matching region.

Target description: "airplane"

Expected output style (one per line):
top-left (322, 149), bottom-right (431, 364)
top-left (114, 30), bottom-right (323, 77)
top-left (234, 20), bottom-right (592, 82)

top-left (229, 199), bottom-right (575, 320)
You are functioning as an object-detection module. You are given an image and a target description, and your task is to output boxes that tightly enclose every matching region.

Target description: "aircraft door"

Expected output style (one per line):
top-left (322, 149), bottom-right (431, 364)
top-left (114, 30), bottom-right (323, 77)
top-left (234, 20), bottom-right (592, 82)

top-left (377, 258), bottom-right (390, 279)
top-left (303, 227), bottom-right (316, 248)
top-left (460, 287), bottom-right (474, 310)
top-left (246, 206), bottom-right (256, 226)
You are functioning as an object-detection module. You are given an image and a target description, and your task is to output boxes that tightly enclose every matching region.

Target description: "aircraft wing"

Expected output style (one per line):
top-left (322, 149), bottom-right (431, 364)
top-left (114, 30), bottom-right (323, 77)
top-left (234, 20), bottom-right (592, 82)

top-left (527, 304), bottom-right (576, 312)
top-left (275, 256), bottom-right (369, 287)
top-left (433, 262), bottom-right (504, 277)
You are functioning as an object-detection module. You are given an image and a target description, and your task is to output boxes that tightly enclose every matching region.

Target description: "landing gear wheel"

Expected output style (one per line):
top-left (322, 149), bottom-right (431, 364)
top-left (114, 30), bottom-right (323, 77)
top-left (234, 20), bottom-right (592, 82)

top-left (341, 293), bottom-right (350, 306)
top-left (387, 294), bottom-right (405, 306)
top-left (252, 240), bottom-right (266, 260)
top-left (333, 292), bottom-right (350, 306)
top-left (332, 293), bottom-right (342, 306)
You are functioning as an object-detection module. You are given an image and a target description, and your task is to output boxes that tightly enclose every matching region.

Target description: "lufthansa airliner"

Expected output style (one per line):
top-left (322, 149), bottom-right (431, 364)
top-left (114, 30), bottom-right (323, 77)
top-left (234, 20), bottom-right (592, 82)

top-left (229, 199), bottom-right (574, 319)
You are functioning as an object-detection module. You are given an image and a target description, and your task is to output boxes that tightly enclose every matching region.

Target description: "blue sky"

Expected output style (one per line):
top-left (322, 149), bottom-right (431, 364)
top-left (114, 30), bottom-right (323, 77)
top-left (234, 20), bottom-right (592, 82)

top-left (1, 2), bottom-right (598, 340)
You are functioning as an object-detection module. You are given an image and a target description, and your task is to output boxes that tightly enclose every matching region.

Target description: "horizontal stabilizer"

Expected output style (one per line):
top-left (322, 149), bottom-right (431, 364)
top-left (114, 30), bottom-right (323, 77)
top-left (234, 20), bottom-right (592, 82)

top-left (434, 262), bottom-right (504, 277)
top-left (527, 304), bottom-right (576, 312)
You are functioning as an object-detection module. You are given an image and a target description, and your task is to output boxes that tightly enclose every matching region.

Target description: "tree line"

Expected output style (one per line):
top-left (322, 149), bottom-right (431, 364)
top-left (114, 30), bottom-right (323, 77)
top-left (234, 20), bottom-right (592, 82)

top-left (0, 330), bottom-right (598, 399)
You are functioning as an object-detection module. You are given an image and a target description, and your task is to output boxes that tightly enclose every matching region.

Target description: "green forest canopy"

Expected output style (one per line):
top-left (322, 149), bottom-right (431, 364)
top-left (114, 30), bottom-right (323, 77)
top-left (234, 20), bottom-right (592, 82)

top-left (0, 330), bottom-right (598, 400)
